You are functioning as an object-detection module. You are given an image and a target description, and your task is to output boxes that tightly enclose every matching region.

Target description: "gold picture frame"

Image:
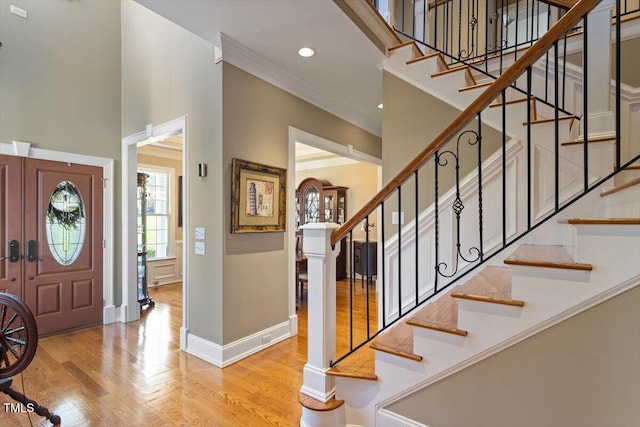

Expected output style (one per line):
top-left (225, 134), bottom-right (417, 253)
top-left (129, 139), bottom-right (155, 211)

top-left (231, 158), bottom-right (287, 233)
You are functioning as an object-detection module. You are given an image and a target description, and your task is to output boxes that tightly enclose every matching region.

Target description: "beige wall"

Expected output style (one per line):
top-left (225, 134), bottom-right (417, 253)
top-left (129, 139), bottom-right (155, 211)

top-left (222, 62), bottom-right (381, 343)
top-left (566, 38), bottom-right (640, 87)
top-left (296, 161), bottom-right (380, 241)
top-left (121, 0), bottom-right (224, 343)
top-left (382, 71), bottom-right (502, 230)
top-left (388, 285), bottom-right (640, 426)
top-left (0, 0), bottom-right (122, 298)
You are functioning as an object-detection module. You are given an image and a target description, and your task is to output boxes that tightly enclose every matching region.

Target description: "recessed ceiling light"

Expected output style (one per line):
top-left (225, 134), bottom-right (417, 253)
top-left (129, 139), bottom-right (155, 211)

top-left (298, 47), bottom-right (315, 58)
top-left (377, 103), bottom-right (384, 109)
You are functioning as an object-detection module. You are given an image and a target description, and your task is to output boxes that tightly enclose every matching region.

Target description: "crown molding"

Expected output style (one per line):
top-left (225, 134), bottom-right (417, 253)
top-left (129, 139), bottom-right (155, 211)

top-left (214, 32), bottom-right (381, 137)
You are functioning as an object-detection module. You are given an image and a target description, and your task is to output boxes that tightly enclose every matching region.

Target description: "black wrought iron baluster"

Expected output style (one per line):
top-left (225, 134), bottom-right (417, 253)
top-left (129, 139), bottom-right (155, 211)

top-left (536, 0), bottom-right (541, 41)
top-left (365, 216), bottom-right (370, 339)
top-left (562, 34), bottom-right (567, 112)
top-left (423, 0), bottom-right (427, 45)
top-left (402, 0), bottom-right (406, 36)
top-left (415, 170), bottom-right (419, 306)
top-left (397, 187), bottom-right (402, 318)
top-left (436, 131), bottom-right (482, 278)
top-left (554, 40), bottom-right (560, 211)
top-left (349, 230), bottom-right (354, 351)
top-left (434, 0), bottom-right (439, 52)
top-left (545, 50), bottom-right (549, 102)
top-left (477, 113), bottom-right (484, 262)
top-left (515, 0), bottom-right (520, 60)
top-left (583, 17), bottom-right (589, 192)
top-left (484, 0), bottom-right (489, 73)
top-left (526, 0), bottom-right (530, 46)
top-left (410, 0), bottom-right (416, 43)
top-left (458, 0), bottom-right (463, 59)
top-left (616, 0), bottom-right (621, 171)
top-left (502, 89), bottom-right (507, 247)
top-left (434, 153), bottom-right (439, 293)
top-left (500, 0), bottom-right (505, 74)
top-left (381, 201), bottom-right (386, 329)
top-left (527, 66), bottom-right (533, 229)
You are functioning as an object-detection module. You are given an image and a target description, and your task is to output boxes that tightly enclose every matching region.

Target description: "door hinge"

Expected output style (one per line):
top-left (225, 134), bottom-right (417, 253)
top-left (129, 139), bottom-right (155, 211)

top-left (101, 178), bottom-right (107, 188)
top-left (102, 239), bottom-right (106, 249)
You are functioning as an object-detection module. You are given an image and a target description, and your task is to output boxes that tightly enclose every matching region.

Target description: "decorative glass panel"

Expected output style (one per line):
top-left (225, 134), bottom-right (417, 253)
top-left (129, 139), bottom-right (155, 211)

top-left (325, 195), bottom-right (334, 223)
top-left (305, 188), bottom-right (320, 223)
top-left (46, 181), bottom-right (86, 266)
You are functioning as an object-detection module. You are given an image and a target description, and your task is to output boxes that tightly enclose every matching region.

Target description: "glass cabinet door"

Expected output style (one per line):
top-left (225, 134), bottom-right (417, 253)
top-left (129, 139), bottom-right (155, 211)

top-left (337, 195), bottom-right (345, 224)
top-left (324, 195), bottom-right (334, 223)
top-left (304, 187), bottom-right (320, 223)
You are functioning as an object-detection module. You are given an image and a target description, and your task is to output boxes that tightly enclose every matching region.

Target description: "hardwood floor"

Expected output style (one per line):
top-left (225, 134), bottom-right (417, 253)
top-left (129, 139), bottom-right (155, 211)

top-left (1, 280), bottom-right (378, 426)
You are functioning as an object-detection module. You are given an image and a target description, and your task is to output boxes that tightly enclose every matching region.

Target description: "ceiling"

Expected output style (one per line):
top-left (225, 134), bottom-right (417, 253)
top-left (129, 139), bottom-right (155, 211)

top-left (134, 0), bottom-right (385, 136)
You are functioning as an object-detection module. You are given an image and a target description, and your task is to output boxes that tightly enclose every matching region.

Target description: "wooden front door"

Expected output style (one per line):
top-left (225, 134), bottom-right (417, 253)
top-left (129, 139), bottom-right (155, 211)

top-left (0, 155), bottom-right (103, 335)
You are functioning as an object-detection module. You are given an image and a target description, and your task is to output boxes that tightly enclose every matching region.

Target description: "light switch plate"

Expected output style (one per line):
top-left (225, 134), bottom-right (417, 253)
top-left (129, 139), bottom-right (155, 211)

top-left (194, 241), bottom-right (205, 255)
top-left (194, 227), bottom-right (205, 240)
top-left (392, 212), bottom-right (405, 225)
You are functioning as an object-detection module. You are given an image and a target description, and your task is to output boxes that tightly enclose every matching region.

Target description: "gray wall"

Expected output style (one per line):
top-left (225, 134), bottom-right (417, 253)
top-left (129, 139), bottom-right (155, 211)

top-left (222, 62), bottom-right (381, 343)
top-left (388, 285), bottom-right (640, 427)
top-left (121, 0), bottom-right (224, 343)
top-left (566, 37), bottom-right (640, 87)
top-left (0, 0), bottom-right (122, 298)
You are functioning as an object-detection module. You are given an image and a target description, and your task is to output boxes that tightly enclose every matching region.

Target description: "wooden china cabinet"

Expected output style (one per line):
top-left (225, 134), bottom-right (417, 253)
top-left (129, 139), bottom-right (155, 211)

top-left (296, 178), bottom-right (348, 280)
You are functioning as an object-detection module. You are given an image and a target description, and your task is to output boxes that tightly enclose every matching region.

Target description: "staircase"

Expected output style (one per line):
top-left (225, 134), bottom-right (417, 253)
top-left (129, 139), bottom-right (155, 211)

top-left (298, 0), bottom-right (640, 425)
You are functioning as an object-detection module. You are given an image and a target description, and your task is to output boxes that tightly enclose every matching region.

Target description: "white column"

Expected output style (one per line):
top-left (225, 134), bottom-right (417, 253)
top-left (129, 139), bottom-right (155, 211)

top-left (582, 0), bottom-right (616, 138)
top-left (299, 222), bottom-right (340, 403)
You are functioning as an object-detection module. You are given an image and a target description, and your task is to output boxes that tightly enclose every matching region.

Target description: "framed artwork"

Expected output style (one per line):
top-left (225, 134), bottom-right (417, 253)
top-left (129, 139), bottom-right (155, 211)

top-left (231, 158), bottom-right (287, 233)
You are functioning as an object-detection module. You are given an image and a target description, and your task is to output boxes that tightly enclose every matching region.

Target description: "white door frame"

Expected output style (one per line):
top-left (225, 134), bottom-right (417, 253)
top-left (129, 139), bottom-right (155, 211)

top-left (121, 116), bottom-right (189, 351)
top-left (287, 126), bottom-right (382, 335)
top-left (0, 141), bottom-right (116, 323)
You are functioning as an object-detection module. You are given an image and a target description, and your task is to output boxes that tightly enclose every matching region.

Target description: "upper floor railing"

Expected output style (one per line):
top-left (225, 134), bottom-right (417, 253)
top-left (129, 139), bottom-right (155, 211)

top-left (373, 0), bottom-right (638, 71)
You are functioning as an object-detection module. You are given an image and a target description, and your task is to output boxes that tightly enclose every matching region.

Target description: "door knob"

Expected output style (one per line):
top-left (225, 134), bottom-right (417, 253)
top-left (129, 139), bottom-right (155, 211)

top-left (10, 277), bottom-right (16, 282)
top-left (0, 240), bottom-right (20, 262)
top-left (26, 240), bottom-right (43, 262)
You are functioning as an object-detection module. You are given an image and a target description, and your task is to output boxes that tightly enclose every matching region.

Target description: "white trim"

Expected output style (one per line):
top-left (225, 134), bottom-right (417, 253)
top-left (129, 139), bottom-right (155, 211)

top-left (375, 273), bottom-right (640, 413)
top-left (296, 156), bottom-right (361, 171)
top-left (377, 408), bottom-right (430, 427)
top-left (0, 141), bottom-right (115, 325)
top-left (215, 32), bottom-right (381, 137)
top-left (184, 320), bottom-right (292, 368)
top-left (121, 116), bottom-right (189, 352)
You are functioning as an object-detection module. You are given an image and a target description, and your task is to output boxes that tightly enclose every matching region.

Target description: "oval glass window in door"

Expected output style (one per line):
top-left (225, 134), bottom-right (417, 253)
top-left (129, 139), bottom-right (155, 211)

top-left (46, 181), bottom-right (86, 266)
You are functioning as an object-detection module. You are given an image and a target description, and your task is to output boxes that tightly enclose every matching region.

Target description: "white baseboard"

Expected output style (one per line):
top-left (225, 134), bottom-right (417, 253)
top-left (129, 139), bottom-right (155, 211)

top-left (103, 305), bottom-right (118, 324)
top-left (185, 319), bottom-right (292, 368)
top-left (377, 408), bottom-right (429, 427)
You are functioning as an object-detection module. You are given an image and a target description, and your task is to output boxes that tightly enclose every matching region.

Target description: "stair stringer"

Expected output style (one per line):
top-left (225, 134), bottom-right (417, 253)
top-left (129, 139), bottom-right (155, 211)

top-left (329, 179), bottom-right (640, 427)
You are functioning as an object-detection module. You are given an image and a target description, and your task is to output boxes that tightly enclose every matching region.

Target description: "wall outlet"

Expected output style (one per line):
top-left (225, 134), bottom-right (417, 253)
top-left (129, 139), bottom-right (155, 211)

top-left (194, 241), bottom-right (205, 255)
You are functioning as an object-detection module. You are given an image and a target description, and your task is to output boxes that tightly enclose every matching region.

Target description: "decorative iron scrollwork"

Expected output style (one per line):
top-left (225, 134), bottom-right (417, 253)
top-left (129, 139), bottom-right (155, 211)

top-left (435, 130), bottom-right (482, 278)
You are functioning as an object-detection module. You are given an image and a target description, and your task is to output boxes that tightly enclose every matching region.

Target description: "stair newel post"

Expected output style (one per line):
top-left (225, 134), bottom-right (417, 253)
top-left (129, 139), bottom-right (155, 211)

top-left (299, 222), bottom-right (345, 426)
top-left (581, 0), bottom-right (615, 140)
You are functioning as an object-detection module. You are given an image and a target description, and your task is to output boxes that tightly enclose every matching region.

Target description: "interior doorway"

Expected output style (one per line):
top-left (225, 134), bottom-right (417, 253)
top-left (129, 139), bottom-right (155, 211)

top-left (288, 127), bottom-right (382, 335)
top-left (122, 116), bottom-right (189, 351)
top-left (136, 134), bottom-right (184, 317)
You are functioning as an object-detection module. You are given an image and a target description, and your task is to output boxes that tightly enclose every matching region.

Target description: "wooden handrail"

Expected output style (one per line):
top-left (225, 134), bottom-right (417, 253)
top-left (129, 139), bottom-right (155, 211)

top-left (331, 0), bottom-right (601, 246)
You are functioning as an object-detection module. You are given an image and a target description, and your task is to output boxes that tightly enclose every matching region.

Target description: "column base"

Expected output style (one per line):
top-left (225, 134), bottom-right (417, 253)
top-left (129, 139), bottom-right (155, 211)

top-left (299, 392), bottom-right (346, 427)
